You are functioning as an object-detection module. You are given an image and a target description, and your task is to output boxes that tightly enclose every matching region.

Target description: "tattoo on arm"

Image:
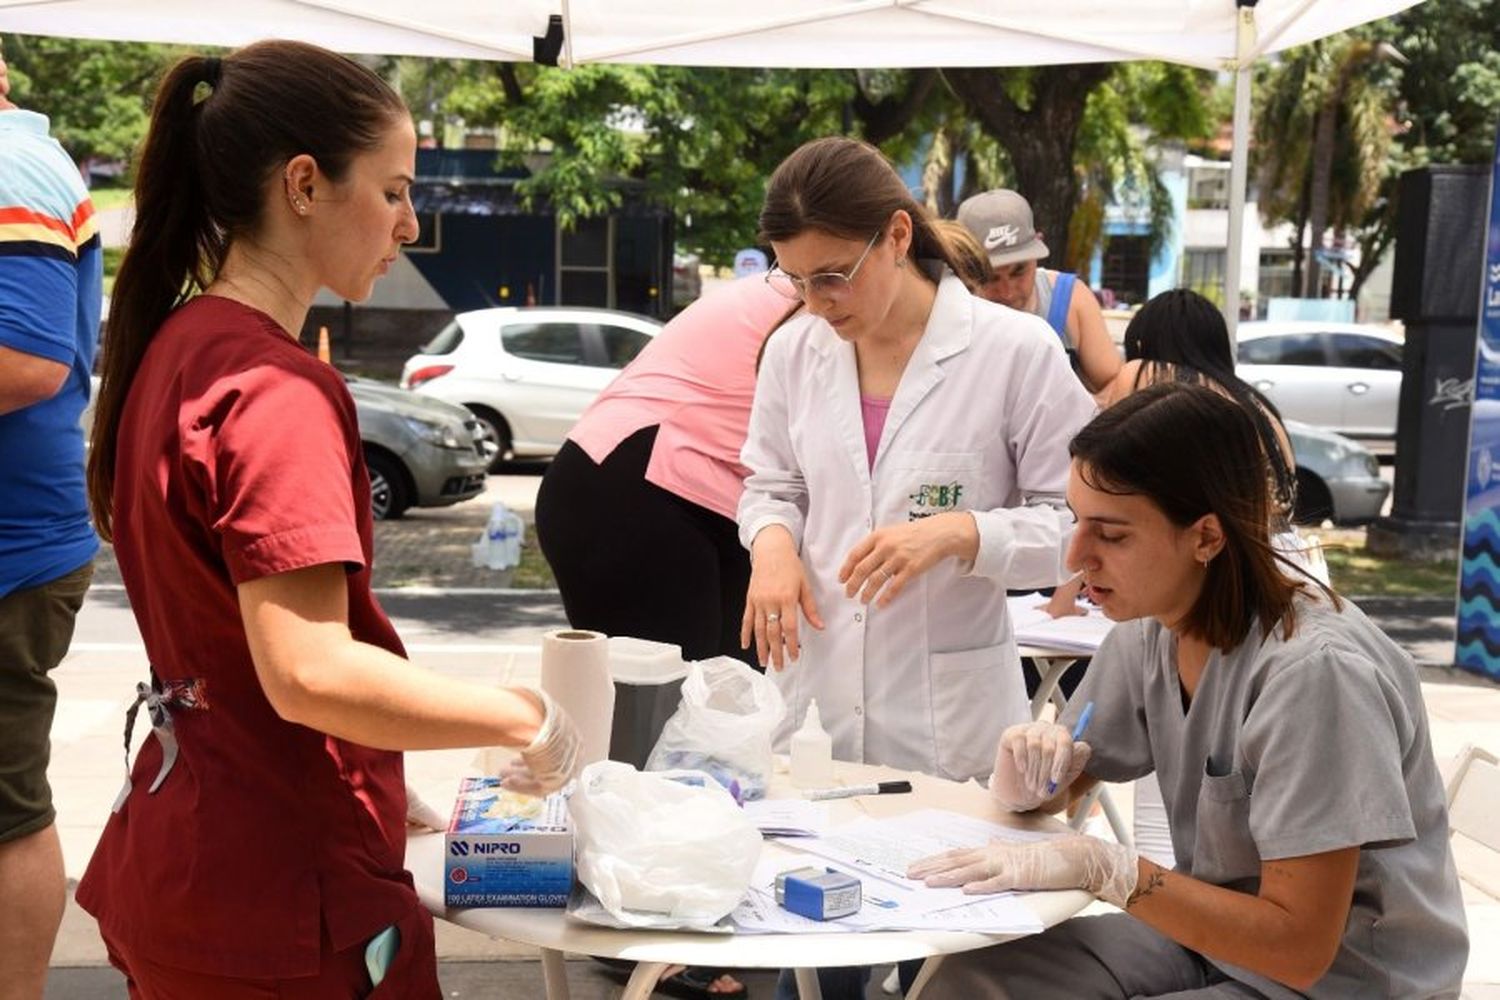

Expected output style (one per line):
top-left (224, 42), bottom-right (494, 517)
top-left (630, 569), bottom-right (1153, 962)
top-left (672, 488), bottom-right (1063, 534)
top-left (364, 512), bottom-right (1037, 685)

top-left (1127, 869), bottom-right (1167, 907)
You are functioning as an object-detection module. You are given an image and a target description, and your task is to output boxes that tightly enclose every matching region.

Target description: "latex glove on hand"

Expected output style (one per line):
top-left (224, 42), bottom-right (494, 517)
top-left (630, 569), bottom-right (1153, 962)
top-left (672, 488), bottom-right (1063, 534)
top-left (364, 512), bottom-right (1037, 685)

top-left (907, 835), bottom-right (1138, 908)
top-left (988, 720), bottom-right (1092, 812)
top-left (501, 688), bottom-right (582, 796)
top-left (405, 782), bottom-right (449, 831)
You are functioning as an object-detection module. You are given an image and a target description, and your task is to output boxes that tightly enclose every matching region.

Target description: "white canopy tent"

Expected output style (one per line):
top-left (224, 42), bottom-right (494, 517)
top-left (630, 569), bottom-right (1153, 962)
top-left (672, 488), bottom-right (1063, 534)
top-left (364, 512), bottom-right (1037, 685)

top-left (0, 0), bottom-right (1424, 329)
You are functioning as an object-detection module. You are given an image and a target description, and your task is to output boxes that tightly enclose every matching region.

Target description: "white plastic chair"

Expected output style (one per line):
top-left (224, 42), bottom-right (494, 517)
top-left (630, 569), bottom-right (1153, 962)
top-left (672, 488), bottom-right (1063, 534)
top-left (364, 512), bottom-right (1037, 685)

top-left (1446, 744), bottom-right (1500, 897)
top-left (1446, 745), bottom-right (1500, 997)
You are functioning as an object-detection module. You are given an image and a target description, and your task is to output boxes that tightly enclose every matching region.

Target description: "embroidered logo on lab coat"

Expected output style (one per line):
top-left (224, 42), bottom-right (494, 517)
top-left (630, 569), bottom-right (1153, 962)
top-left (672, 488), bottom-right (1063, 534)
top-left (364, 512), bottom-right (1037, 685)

top-left (908, 481), bottom-right (965, 520)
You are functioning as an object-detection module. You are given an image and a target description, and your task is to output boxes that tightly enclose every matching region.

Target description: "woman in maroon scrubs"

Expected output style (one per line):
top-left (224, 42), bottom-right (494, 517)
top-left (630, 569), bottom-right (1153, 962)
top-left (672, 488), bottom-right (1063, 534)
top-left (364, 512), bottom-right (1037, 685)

top-left (79, 41), bottom-right (579, 997)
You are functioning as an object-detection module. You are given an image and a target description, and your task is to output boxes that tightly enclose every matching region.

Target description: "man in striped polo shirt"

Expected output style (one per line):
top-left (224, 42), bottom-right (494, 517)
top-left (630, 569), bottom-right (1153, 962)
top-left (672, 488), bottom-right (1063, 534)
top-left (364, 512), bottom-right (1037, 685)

top-left (0, 35), bottom-right (102, 998)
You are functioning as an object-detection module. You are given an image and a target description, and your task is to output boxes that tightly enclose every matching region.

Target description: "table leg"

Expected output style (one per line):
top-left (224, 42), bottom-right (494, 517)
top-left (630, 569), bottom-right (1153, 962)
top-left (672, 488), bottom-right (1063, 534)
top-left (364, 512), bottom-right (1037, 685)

top-left (1028, 657), bottom-right (1075, 721)
top-left (621, 961), bottom-right (671, 1000)
top-left (903, 956), bottom-right (945, 999)
top-left (793, 966), bottom-right (824, 1000)
top-left (540, 947), bottom-right (571, 1000)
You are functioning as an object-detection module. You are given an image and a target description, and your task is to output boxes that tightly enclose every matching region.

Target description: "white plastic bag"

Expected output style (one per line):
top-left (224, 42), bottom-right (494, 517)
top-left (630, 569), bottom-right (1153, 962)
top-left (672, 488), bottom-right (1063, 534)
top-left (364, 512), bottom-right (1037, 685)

top-left (471, 502), bottom-right (524, 570)
top-left (645, 656), bottom-right (785, 800)
top-left (568, 761), bottom-right (761, 928)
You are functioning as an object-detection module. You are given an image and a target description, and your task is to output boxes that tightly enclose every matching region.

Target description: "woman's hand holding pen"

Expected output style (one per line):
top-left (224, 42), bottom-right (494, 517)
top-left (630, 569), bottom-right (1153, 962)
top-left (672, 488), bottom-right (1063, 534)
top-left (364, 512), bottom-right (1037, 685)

top-left (742, 526), bottom-right (825, 671)
top-left (839, 511), bottom-right (978, 607)
top-left (989, 720), bottom-right (1092, 812)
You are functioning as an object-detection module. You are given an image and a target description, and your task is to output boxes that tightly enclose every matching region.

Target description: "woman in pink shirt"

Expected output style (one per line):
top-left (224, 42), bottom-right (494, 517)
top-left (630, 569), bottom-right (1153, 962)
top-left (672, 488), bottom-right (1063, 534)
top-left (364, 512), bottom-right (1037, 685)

top-left (537, 278), bottom-right (795, 685)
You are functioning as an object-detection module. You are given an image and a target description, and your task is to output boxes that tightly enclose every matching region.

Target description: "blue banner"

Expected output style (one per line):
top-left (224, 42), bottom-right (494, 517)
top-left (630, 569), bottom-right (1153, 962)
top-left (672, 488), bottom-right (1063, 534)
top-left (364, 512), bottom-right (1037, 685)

top-left (1456, 122), bottom-right (1500, 679)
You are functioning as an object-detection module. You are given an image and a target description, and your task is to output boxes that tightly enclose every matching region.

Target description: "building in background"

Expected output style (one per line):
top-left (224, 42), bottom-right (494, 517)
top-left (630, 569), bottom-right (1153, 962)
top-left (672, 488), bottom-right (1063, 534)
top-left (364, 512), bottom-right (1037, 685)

top-left (1087, 148), bottom-right (1394, 323)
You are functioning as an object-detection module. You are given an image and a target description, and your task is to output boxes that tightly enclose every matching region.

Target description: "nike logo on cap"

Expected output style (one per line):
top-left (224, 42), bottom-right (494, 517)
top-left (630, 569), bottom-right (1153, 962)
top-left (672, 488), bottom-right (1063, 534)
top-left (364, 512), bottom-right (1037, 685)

top-left (984, 224), bottom-right (1021, 249)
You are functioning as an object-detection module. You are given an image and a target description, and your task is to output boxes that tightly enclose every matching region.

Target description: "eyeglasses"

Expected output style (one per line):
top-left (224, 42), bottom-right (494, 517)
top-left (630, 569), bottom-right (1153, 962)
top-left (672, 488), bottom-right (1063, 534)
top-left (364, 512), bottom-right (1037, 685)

top-left (765, 229), bottom-right (883, 302)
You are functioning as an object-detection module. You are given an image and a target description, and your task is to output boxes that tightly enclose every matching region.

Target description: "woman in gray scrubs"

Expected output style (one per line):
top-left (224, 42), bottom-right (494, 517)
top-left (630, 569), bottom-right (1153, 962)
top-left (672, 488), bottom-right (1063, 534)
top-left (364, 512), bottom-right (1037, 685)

top-left (910, 381), bottom-right (1467, 999)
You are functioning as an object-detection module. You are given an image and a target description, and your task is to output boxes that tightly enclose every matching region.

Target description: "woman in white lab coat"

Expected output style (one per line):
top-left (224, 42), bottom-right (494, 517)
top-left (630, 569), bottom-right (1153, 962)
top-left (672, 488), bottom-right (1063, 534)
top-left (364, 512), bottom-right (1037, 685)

top-left (738, 137), bottom-right (1098, 782)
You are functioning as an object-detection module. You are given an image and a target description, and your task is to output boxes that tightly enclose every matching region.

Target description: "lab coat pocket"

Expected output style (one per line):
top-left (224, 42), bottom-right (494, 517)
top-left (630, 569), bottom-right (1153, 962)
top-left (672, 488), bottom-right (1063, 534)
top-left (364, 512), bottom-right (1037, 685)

top-left (883, 450), bottom-right (982, 523)
top-left (928, 644), bottom-right (1011, 782)
top-left (1192, 765), bottom-right (1261, 886)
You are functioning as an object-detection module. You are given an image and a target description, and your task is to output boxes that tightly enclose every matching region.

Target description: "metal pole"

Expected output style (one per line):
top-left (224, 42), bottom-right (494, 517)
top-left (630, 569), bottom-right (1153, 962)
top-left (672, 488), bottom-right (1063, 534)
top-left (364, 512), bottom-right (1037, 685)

top-left (1224, 3), bottom-right (1257, 345)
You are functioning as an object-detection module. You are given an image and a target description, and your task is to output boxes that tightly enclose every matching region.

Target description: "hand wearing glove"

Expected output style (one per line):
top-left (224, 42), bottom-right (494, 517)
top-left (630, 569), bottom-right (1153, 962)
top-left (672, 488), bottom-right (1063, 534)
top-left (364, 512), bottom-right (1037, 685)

top-left (405, 782), bottom-right (449, 831)
top-left (988, 720), bottom-right (1092, 812)
top-left (500, 688), bottom-right (582, 796)
top-left (907, 835), bottom-right (1139, 909)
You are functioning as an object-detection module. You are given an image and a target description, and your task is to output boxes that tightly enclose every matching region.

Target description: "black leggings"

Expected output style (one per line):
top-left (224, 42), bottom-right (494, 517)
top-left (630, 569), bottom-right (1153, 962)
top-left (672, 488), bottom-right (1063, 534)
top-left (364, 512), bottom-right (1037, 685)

top-left (535, 426), bottom-right (757, 669)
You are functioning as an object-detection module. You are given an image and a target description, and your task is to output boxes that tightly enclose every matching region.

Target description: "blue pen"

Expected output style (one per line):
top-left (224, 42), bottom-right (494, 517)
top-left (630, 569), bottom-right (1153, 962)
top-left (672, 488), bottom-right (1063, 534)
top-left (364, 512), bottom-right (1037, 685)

top-left (1046, 700), bottom-right (1095, 795)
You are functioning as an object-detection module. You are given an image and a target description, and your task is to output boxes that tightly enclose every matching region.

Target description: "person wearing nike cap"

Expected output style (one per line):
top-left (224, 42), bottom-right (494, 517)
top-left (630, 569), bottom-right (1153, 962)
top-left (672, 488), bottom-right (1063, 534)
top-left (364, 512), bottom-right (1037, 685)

top-left (957, 189), bottom-right (1120, 394)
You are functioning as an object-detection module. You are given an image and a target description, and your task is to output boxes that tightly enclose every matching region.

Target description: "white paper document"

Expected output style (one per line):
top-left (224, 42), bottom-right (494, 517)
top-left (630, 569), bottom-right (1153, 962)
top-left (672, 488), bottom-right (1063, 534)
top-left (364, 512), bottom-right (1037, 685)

top-left (727, 810), bottom-right (1057, 935)
top-left (784, 809), bottom-right (1056, 884)
top-left (1007, 595), bottom-right (1115, 654)
top-left (742, 798), bottom-right (830, 838)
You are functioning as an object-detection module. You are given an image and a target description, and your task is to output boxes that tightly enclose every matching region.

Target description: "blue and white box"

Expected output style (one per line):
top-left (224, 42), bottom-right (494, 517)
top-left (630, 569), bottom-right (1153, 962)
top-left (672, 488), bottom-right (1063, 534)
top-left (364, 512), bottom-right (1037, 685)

top-left (444, 777), bottom-right (573, 907)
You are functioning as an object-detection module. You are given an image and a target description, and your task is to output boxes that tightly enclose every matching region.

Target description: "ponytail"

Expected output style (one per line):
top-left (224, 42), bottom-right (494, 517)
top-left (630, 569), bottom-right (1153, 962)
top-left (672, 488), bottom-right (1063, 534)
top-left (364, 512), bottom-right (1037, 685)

top-left (88, 56), bottom-right (221, 542)
top-left (927, 219), bottom-right (994, 292)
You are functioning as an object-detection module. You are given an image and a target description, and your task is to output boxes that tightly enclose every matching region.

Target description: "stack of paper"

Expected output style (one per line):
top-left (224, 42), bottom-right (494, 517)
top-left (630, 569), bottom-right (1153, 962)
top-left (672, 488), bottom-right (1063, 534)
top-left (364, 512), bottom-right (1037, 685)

top-left (1007, 594), bottom-right (1115, 655)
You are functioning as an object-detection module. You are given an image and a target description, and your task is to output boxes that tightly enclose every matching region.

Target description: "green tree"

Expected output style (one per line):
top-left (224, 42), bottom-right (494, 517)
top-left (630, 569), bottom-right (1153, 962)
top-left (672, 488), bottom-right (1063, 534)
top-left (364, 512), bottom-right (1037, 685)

top-left (397, 57), bottom-right (1209, 274)
top-left (1348, 0), bottom-right (1500, 299)
top-left (942, 62), bottom-right (1211, 271)
top-left (1254, 37), bottom-right (1401, 297)
top-left (2, 34), bottom-right (183, 164)
top-left (401, 60), bottom-right (943, 265)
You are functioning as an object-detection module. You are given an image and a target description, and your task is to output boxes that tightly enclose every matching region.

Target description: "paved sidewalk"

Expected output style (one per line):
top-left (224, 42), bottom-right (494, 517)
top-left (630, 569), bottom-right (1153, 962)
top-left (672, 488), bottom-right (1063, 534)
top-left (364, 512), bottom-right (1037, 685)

top-left (49, 474), bottom-right (1500, 996)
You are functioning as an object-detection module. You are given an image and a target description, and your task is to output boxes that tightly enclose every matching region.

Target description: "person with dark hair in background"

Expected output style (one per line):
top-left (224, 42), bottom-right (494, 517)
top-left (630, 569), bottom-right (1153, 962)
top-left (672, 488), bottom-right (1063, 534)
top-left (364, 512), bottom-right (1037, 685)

top-left (957, 188), bottom-right (1121, 394)
top-left (1101, 287), bottom-right (1297, 525)
top-left (76, 41), bottom-right (580, 997)
top-left (0, 34), bottom-right (101, 999)
top-left (911, 382), bottom-right (1466, 999)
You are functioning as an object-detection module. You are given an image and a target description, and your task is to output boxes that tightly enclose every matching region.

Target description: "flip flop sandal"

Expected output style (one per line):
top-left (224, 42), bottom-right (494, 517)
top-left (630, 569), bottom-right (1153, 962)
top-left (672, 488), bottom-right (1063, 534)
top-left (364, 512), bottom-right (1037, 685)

top-left (653, 966), bottom-right (749, 999)
top-left (594, 958), bottom-right (749, 998)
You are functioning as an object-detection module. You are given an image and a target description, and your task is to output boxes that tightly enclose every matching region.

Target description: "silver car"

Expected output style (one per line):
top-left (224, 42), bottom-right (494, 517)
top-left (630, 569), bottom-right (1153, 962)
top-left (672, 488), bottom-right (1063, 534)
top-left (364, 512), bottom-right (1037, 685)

top-left (1237, 321), bottom-right (1403, 447)
top-left (1285, 419), bottom-right (1389, 526)
top-left (83, 375), bottom-right (493, 521)
top-left (343, 376), bottom-right (495, 520)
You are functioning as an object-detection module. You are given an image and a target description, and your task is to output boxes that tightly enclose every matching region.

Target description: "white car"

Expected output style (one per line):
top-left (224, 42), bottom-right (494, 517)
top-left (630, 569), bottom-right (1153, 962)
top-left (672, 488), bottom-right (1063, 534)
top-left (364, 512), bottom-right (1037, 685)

top-left (400, 307), bottom-right (663, 466)
top-left (1236, 321), bottom-right (1403, 447)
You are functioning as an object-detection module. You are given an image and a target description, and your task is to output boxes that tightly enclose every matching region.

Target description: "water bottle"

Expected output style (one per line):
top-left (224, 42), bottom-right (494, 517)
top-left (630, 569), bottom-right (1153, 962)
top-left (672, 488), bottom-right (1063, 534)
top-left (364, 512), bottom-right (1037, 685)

top-left (472, 502), bottom-right (522, 570)
top-left (502, 507), bottom-right (524, 568)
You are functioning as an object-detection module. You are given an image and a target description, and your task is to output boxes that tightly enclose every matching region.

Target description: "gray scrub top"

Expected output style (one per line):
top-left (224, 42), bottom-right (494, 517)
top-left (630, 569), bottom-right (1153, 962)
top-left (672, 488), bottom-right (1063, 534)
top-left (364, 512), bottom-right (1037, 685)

top-left (1063, 595), bottom-right (1467, 999)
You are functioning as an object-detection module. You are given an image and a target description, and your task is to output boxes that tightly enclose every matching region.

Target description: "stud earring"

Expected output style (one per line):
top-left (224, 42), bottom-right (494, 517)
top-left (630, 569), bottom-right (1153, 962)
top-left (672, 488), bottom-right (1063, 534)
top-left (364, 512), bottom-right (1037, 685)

top-left (896, 257), bottom-right (906, 269)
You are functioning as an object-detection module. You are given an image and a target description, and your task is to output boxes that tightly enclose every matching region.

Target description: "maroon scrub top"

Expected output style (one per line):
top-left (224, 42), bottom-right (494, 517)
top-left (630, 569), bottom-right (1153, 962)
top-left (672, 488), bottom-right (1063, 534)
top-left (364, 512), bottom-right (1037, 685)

top-left (77, 296), bottom-right (418, 979)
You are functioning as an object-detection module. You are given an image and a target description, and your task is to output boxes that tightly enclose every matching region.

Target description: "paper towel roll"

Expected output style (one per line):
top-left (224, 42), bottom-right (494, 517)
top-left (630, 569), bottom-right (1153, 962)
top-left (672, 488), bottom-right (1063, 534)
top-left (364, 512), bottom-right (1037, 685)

top-left (541, 629), bottom-right (615, 769)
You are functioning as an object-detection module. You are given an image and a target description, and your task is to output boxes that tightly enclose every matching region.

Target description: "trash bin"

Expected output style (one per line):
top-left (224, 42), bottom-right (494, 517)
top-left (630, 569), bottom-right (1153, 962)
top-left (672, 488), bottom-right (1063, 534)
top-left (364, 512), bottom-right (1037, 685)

top-left (607, 636), bottom-right (691, 769)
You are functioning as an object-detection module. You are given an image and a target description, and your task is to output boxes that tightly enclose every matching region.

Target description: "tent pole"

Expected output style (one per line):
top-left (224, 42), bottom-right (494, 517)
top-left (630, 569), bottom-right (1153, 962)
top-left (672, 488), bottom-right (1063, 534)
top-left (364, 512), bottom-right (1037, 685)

top-left (1224, 2), bottom-right (1256, 345)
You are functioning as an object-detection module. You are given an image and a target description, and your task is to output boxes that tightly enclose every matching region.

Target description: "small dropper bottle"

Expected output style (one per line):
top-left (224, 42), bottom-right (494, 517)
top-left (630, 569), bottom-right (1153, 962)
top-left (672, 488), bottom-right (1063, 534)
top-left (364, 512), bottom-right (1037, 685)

top-left (789, 699), bottom-right (834, 788)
